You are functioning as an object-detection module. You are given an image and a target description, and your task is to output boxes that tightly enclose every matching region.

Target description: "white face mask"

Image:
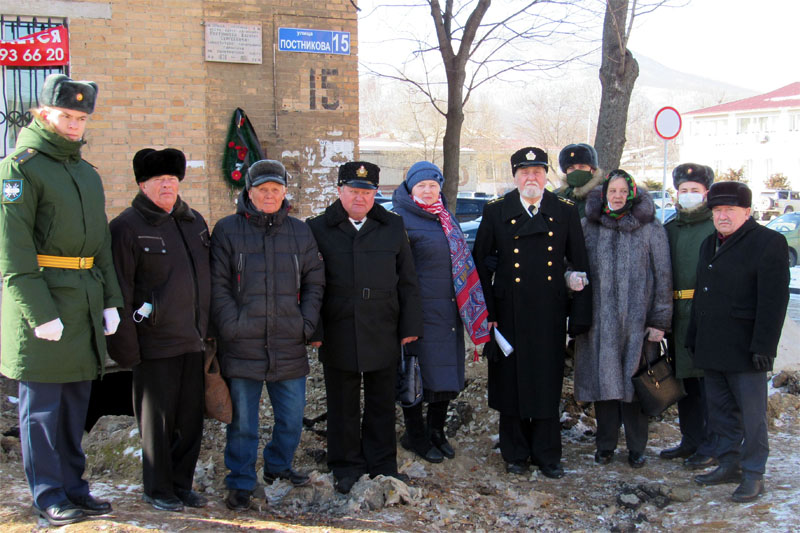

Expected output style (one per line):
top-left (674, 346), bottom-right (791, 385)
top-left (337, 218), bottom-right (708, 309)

top-left (678, 192), bottom-right (704, 209)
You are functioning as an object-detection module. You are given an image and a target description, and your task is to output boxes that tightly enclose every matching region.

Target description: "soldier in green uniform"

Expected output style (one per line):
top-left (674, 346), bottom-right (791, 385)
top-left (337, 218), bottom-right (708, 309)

top-left (0, 74), bottom-right (123, 526)
top-left (659, 163), bottom-right (718, 469)
top-left (554, 143), bottom-right (604, 218)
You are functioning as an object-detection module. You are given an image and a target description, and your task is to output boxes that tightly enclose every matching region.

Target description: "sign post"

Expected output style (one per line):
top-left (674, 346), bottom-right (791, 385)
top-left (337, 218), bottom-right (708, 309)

top-left (654, 106), bottom-right (682, 222)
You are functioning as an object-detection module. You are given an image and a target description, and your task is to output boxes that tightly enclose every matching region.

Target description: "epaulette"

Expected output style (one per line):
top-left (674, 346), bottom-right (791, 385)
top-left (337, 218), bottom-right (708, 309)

top-left (385, 209), bottom-right (401, 217)
top-left (488, 196), bottom-right (504, 204)
top-left (11, 148), bottom-right (38, 165)
top-left (558, 196), bottom-right (575, 206)
top-left (84, 159), bottom-right (98, 169)
top-left (306, 212), bottom-right (325, 221)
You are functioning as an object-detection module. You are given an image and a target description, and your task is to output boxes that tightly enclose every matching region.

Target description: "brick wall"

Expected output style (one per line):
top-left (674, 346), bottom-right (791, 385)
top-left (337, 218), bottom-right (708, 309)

top-left (46, 0), bottom-right (358, 225)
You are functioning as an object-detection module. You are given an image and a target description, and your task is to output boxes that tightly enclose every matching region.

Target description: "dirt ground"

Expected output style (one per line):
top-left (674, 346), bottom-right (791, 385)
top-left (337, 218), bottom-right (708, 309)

top-left (1, 354), bottom-right (799, 533)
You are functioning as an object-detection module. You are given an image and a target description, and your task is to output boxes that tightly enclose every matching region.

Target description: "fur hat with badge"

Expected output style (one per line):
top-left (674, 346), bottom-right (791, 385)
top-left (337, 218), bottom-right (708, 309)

top-left (133, 148), bottom-right (186, 183)
top-left (558, 143), bottom-right (598, 173)
top-left (40, 74), bottom-right (98, 114)
top-left (672, 163), bottom-right (714, 190)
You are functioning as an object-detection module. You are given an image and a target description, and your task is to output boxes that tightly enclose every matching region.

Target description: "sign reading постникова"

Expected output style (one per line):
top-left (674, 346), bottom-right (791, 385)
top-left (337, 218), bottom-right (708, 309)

top-left (278, 27), bottom-right (350, 56)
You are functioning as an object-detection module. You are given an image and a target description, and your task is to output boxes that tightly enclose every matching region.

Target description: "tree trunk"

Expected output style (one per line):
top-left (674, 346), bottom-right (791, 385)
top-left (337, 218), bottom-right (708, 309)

top-left (594, 0), bottom-right (639, 172)
top-left (442, 78), bottom-right (464, 209)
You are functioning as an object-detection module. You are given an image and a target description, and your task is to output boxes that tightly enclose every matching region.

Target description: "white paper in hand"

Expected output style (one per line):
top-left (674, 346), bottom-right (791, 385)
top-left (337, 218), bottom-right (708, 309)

top-left (494, 328), bottom-right (514, 357)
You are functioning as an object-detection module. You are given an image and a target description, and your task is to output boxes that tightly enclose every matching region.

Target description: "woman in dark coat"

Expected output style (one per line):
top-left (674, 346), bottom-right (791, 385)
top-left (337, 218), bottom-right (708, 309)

top-left (391, 161), bottom-right (490, 462)
top-left (574, 170), bottom-right (672, 469)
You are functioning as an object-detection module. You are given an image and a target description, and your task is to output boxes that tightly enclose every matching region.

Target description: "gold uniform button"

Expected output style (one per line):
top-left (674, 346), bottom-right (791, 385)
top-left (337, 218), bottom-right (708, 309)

top-left (547, 261), bottom-right (553, 266)
top-left (549, 217), bottom-right (554, 222)
top-left (514, 263), bottom-right (520, 268)
top-left (515, 277), bottom-right (521, 283)
top-left (514, 236), bottom-right (519, 240)
top-left (547, 275), bottom-right (552, 281)
top-left (548, 231), bottom-right (554, 237)
top-left (514, 248), bottom-right (519, 254)
top-left (548, 246), bottom-right (553, 251)
top-left (511, 219), bottom-right (517, 224)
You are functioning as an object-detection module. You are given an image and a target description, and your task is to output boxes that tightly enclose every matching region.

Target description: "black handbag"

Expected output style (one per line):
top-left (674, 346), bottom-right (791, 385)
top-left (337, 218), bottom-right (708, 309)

top-left (632, 339), bottom-right (686, 417)
top-left (396, 346), bottom-right (423, 408)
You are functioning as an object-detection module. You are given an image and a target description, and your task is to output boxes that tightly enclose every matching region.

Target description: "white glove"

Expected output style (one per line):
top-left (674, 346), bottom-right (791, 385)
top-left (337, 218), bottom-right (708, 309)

top-left (34, 318), bottom-right (64, 342)
top-left (103, 307), bottom-right (121, 336)
top-left (565, 271), bottom-right (589, 291)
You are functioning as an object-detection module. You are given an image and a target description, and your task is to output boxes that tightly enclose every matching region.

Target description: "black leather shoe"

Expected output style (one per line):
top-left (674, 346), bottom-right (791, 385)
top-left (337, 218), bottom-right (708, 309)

top-left (430, 429), bottom-right (456, 459)
top-left (35, 501), bottom-right (86, 526)
top-left (594, 450), bottom-right (613, 465)
top-left (225, 489), bottom-right (252, 510)
top-left (69, 493), bottom-right (112, 516)
top-left (539, 463), bottom-right (565, 479)
top-left (175, 488), bottom-right (208, 508)
top-left (684, 453), bottom-right (718, 470)
top-left (143, 494), bottom-right (184, 512)
top-left (731, 478), bottom-right (765, 502)
top-left (505, 462), bottom-right (528, 475)
top-left (335, 476), bottom-right (358, 494)
top-left (378, 471), bottom-right (410, 484)
top-left (659, 443), bottom-right (696, 460)
top-left (400, 432), bottom-right (444, 463)
top-left (628, 451), bottom-right (646, 469)
top-left (263, 468), bottom-right (311, 487)
top-left (694, 464), bottom-right (743, 486)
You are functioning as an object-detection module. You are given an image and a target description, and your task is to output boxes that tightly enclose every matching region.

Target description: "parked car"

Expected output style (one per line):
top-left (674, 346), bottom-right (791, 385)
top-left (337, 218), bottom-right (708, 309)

top-left (654, 206), bottom-right (677, 224)
top-left (460, 216), bottom-right (482, 250)
top-left (766, 212), bottom-right (800, 267)
top-left (649, 189), bottom-right (674, 209)
top-left (754, 189), bottom-right (800, 220)
top-left (454, 197), bottom-right (492, 223)
top-left (374, 196), bottom-right (393, 206)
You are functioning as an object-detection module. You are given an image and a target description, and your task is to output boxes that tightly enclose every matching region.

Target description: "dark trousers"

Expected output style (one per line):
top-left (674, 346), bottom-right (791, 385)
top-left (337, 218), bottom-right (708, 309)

top-left (18, 380), bottom-right (92, 509)
top-left (594, 400), bottom-right (648, 454)
top-left (132, 352), bottom-right (204, 499)
top-left (323, 363), bottom-right (397, 480)
top-left (677, 376), bottom-right (717, 456)
top-left (704, 369), bottom-right (768, 480)
top-left (402, 400), bottom-right (449, 449)
top-left (499, 414), bottom-right (562, 466)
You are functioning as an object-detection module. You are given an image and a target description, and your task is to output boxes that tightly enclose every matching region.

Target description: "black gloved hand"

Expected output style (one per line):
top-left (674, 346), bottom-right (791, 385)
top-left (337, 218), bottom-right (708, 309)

top-left (752, 353), bottom-right (772, 371)
top-left (483, 254), bottom-right (498, 273)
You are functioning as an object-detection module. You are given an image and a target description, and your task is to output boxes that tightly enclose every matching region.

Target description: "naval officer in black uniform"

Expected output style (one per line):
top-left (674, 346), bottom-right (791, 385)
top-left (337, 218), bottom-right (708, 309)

top-left (473, 147), bottom-right (592, 479)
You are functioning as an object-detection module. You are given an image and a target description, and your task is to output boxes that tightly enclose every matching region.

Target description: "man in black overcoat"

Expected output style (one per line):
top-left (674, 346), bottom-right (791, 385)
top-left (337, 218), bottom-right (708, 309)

top-left (307, 161), bottom-right (423, 494)
top-left (473, 147), bottom-right (592, 479)
top-left (687, 181), bottom-right (789, 502)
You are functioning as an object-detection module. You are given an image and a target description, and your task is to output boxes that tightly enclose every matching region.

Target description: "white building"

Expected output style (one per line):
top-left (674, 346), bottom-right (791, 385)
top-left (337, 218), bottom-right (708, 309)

top-left (679, 82), bottom-right (800, 192)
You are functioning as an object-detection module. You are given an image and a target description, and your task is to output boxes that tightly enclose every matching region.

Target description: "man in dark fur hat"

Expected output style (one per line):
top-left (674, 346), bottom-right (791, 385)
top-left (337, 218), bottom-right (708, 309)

top-left (687, 181), bottom-right (789, 503)
top-left (108, 148), bottom-right (211, 512)
top-left (555, 143), bottom-right (604, 218)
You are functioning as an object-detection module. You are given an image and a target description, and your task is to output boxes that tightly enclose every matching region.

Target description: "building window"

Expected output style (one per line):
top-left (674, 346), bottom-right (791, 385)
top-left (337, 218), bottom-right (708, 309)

top-left (1, 15), bottom-right (67, 158)
top-left (736, 115), bottom-right (778, 135)
top-left (789, 113), bottom-right (800, 132)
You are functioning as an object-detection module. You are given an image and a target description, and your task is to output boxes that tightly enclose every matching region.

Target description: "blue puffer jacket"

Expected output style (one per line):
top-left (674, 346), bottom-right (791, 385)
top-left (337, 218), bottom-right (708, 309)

top-left (392, 184), bottom-right (465, 393)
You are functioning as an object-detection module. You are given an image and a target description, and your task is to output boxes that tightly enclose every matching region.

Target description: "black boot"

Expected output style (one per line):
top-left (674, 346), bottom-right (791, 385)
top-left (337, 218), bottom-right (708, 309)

top-left (402, 404), bottom-right (444, 463)
top-left (427, 400), bottom-right (455, 459)
top-left (694, 464), bottom-right (743, 486)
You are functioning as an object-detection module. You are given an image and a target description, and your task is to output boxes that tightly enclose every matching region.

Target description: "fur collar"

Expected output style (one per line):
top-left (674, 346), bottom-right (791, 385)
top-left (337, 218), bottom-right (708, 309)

top-left (132, 191), bottom-right (195, 226)
top-left (585, 186), bottom-right (656, 232)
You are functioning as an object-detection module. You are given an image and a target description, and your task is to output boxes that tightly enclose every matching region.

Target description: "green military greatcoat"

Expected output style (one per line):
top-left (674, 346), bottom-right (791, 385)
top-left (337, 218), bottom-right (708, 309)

top-left (0, 118), bottom-right (123, 382)
top-left (664, 205), bottom-right (715, 379)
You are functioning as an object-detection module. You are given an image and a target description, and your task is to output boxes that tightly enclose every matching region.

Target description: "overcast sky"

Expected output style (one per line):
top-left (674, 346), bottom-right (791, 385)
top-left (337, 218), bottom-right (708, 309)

top-left (358, 0), bottom-right (800, 95)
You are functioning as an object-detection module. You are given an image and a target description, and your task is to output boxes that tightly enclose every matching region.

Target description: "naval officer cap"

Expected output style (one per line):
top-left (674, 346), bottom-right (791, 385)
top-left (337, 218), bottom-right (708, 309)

top-left (338, 161), bottom-right (380, 190)
top-left (511, 147), bottom-right (549, 173)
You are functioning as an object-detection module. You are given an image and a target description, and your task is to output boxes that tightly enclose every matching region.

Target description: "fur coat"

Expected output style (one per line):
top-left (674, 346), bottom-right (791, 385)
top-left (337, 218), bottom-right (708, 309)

top-left (573, 187), bottom-right (673, 403)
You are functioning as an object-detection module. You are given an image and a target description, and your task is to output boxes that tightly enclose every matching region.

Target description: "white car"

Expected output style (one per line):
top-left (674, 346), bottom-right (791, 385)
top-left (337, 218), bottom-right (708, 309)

top-left (649, 190), bottom-right (674, 209)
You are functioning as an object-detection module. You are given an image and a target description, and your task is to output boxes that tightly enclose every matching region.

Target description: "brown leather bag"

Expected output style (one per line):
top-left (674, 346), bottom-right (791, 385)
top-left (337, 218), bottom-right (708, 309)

top-left (203, 339), bottom-right (232, 424)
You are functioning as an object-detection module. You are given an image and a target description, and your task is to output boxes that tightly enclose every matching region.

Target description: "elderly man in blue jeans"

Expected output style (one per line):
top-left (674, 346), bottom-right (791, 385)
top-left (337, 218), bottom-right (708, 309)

top-left (210, 160), bottom-right (325, 511)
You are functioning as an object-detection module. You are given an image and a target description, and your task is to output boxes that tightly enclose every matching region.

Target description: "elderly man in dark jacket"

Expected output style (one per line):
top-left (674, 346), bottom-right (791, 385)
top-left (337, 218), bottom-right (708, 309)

top-left (211, 160), bottom-right (325, 511)
top-left (109, 148), bottom-right (211, 512)
top-left (687, 181), bottom-right (789, 503)
top-left (473, 147), bottom-right (592, 479)
top-left (307, 161), bottom-right (423, 494)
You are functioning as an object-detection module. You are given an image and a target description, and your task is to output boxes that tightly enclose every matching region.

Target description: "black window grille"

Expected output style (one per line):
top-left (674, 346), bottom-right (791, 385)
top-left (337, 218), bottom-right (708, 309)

top-left (1, 16), bottom-right (67, 158)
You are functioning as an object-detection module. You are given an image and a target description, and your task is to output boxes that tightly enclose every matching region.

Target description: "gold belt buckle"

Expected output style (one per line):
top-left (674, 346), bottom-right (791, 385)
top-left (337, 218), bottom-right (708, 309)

top-left (78, 257), bottom-right (87, 269)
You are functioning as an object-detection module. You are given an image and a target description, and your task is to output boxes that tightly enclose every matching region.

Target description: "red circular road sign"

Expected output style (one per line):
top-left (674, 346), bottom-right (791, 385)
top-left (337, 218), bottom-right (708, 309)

top-left (654, 106), bottom-right (682, 140)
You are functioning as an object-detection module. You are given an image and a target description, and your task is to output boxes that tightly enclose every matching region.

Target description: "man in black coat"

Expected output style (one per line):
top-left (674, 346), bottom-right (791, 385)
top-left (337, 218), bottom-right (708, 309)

top-left (687, 181), bottom-right (789, 503)
top-left (109, 148), bottom-right (211, 511)
top-left (307, 161), bottom-right (423, 494)
top-left (473, 147), bottom-right (592, 479)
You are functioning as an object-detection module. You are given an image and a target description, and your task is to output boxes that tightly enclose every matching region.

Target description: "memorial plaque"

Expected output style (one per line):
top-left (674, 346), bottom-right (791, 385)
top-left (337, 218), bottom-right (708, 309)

top-left (205, 22), bottom-right (262, 64)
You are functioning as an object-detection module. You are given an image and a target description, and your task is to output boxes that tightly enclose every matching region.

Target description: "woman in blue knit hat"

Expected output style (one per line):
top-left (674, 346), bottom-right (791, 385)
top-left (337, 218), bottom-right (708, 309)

top-left (391, 161), bottom-right (491, 462)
